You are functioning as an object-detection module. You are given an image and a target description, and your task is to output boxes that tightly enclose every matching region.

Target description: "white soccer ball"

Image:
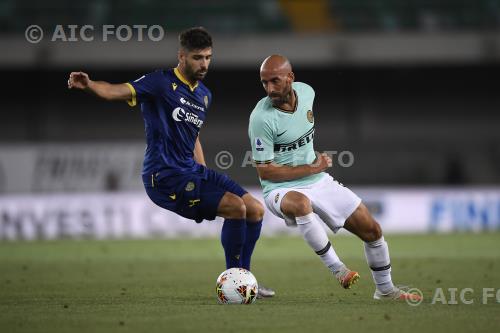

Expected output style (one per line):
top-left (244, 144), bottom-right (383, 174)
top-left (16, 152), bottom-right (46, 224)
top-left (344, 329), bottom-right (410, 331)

top-left (215, 268), bottom-right (258, 304)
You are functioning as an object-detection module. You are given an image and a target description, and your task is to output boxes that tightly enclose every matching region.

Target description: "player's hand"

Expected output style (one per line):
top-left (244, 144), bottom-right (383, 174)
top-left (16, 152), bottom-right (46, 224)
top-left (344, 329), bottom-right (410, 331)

top-left (68, 71), bottom-right (90, 90)
top-left (311, 152), bottom-right (332, 173)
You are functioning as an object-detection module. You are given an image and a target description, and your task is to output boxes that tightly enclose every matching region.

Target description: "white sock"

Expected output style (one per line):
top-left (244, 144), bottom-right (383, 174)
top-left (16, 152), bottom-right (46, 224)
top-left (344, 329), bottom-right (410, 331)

top-left (364, 236), bottom-right (394, 294)
top-left (296, 213), bottom-right (344, 273)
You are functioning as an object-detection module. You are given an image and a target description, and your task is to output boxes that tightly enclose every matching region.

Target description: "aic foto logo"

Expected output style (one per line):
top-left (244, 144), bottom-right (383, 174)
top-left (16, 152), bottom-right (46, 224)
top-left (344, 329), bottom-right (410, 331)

top-left (406, 287), bottom-right (500, 306)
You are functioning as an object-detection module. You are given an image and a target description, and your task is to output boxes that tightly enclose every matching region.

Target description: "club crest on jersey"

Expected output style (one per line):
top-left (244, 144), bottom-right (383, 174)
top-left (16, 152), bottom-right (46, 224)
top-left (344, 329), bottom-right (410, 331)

top-left (185, 182), bottom-right (195, 191)
top-left (255, 137), bottom-right (264, 151)
top-left (274, 193), bottom-right (280, 203)
top-left (307, 110), bottom-right (314, 123)
top-left (172, 82), bottom-right (177, 91)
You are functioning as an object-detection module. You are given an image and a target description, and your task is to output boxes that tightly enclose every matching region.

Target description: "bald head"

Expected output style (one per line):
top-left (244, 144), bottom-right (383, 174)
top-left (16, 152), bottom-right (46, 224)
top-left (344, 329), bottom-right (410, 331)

top-left (259, 55), bottom-right (295, 107)
top-left (260, 55), bottom-right (292, 75)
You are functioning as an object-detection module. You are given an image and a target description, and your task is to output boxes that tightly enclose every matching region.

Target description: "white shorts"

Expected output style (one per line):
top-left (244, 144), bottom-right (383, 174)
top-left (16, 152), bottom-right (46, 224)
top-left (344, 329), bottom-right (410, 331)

top-left (264, 174), bottom-right (362, 233)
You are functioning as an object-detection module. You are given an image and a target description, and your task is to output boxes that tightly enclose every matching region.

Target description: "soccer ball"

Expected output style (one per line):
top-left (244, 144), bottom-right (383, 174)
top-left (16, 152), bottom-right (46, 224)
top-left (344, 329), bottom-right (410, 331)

top-left (215, 268), bottom-right (258, 304)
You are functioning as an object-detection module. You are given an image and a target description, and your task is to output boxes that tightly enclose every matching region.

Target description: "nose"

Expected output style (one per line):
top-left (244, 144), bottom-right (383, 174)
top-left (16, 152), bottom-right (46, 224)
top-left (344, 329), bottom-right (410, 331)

top-left (268, 85), bottom-right (278, 96)
top-left (265, 83), bottom-right (274, 94)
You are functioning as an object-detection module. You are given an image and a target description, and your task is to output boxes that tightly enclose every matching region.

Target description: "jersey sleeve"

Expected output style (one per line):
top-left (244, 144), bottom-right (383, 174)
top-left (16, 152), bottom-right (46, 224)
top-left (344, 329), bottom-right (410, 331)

top-left (126, 71), bottom-right (162, 107)
top-left (294, 81), bottom-right (315, 100)
top-left (248, 111), bottom-right (274, 164)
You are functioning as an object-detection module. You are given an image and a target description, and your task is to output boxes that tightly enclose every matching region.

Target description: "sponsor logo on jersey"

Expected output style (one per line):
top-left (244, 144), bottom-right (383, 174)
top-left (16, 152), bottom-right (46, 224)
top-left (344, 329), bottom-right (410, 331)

top-left (273, 127), bottom-right (314, 152)
top-left (255, 137), bottom-right (264, 151)
top-left (172, 107), bottom-right (204, 128)
top-left (179, 97), bottom-right (205, 112)
top-left (277, 130), bottom-right (287, 137)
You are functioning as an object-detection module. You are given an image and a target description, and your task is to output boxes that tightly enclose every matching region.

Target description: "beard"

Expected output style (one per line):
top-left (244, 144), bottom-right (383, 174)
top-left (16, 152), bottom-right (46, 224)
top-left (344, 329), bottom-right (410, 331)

top-left (270, 86), bottom-right (292, 106)
top-left (195, 69), bottom-right (207, 79)
top-left (185, 63), bottom-right (207, 81)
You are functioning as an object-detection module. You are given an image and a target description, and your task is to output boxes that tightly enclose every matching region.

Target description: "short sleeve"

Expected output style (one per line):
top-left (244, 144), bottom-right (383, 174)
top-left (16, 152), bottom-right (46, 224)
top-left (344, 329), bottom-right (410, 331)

top-left (126, 71), bottom-right (162, 106)
top-left (248, 112), bottom-right (274, 164)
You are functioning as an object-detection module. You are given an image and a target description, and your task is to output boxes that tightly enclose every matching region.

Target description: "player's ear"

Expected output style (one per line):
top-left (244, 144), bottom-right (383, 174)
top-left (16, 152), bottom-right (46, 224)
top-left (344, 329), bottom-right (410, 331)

top-left (178, 49), bottom-right (185, 64)
top-left (288, 72), bottom-right (295, 83)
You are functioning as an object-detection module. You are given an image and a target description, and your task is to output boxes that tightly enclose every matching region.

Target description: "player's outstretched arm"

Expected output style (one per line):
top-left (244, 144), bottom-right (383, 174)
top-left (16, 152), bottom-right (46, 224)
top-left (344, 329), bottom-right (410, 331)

top-left (67, 71), bottom-right (132, 102)
top-left (256, 152), bottom-right (332, 182)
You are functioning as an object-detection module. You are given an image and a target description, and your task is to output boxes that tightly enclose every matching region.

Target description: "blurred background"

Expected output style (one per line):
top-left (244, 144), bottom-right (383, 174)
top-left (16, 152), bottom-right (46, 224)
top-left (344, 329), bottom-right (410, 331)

top-left (1, 0), bottom-right (500, 239)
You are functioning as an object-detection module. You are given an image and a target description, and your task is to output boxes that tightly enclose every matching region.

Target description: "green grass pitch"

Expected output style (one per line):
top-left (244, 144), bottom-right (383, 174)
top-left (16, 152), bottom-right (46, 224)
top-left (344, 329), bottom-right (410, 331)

top-left (1, 233), bottom-right (499, 333)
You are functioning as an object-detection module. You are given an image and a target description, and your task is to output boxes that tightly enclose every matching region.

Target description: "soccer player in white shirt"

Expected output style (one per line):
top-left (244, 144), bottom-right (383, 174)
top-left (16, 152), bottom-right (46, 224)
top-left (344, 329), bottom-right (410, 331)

top-left (248, 55), bottom-right (421, 301)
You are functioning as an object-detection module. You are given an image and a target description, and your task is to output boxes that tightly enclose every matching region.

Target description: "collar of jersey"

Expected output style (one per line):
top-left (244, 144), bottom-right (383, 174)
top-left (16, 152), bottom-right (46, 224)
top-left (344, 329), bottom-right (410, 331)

top-left (273, 90), bottom-right (298, 114)
top-left (174, 67), bottom-right (199, 92)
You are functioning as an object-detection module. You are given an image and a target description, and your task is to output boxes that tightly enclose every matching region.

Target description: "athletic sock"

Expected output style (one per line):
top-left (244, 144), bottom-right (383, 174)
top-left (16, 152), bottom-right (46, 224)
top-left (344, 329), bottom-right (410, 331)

top-left (296, 213), bottom-right (344, 274)
top-left (221, 219), bottom-right (246, 269)
top-left (240, 220), bottom-right (263, 271)
top-left (364, 236), bottom-right (394, 294)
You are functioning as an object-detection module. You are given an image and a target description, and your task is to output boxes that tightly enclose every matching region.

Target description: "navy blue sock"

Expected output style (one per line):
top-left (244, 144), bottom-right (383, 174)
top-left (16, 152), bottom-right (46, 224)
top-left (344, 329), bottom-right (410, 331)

top-left (241, 220), bottom-right (263, 271)
top-left (221, 219), bottom-right (246, 269)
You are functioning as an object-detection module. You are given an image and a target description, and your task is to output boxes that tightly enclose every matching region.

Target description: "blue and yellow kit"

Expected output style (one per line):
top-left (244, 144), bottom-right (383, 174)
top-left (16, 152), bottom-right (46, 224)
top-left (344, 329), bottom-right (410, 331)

top-left (127, 68), bottom-right (246, 222)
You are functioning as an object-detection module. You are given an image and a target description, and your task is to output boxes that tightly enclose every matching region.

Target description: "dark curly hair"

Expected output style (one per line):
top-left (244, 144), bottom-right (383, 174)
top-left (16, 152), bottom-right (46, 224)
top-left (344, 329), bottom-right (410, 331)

top-left (179, 27), bottom-right (213, 51)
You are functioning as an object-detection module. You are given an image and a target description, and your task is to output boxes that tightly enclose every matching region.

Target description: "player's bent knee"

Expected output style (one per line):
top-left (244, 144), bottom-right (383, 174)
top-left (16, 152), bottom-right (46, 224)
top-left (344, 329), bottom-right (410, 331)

top-left (242, 194), bottom-right (265, 222)
top-left (219, 193), bottom-right (246, 220)
top-left (256, 202), bottom-right (265, 220)
top-left (281, 192), bottom-right (312, 217)
top-left (247, 201), bottom-right (265, 222)
top-left (364, 221), bottom-right (383, 242)
top-left (294, 200), bottom-right (312, 217)
top-left (231, 199), bottom-right (247, 220)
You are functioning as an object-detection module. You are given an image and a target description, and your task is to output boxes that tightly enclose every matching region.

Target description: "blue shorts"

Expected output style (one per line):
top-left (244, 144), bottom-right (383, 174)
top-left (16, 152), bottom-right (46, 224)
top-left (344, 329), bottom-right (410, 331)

top-left (143, 168), bottom-right (247, 223)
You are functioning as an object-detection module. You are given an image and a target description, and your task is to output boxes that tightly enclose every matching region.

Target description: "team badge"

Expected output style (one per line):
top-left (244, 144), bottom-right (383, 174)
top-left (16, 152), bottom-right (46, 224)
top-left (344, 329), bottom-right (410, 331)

top-left (255, 137), bottom-right (264, 151)
top-left (172, 83), bottom-right (177, 91)
top-left (204, 95), bottom-right (209, 108)
top-left (307, 110), bottom-right (314, 123)
top-left (274, 193), bottom-right (280, 203)
top-left (185, 181), bottom-right (195, 191)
